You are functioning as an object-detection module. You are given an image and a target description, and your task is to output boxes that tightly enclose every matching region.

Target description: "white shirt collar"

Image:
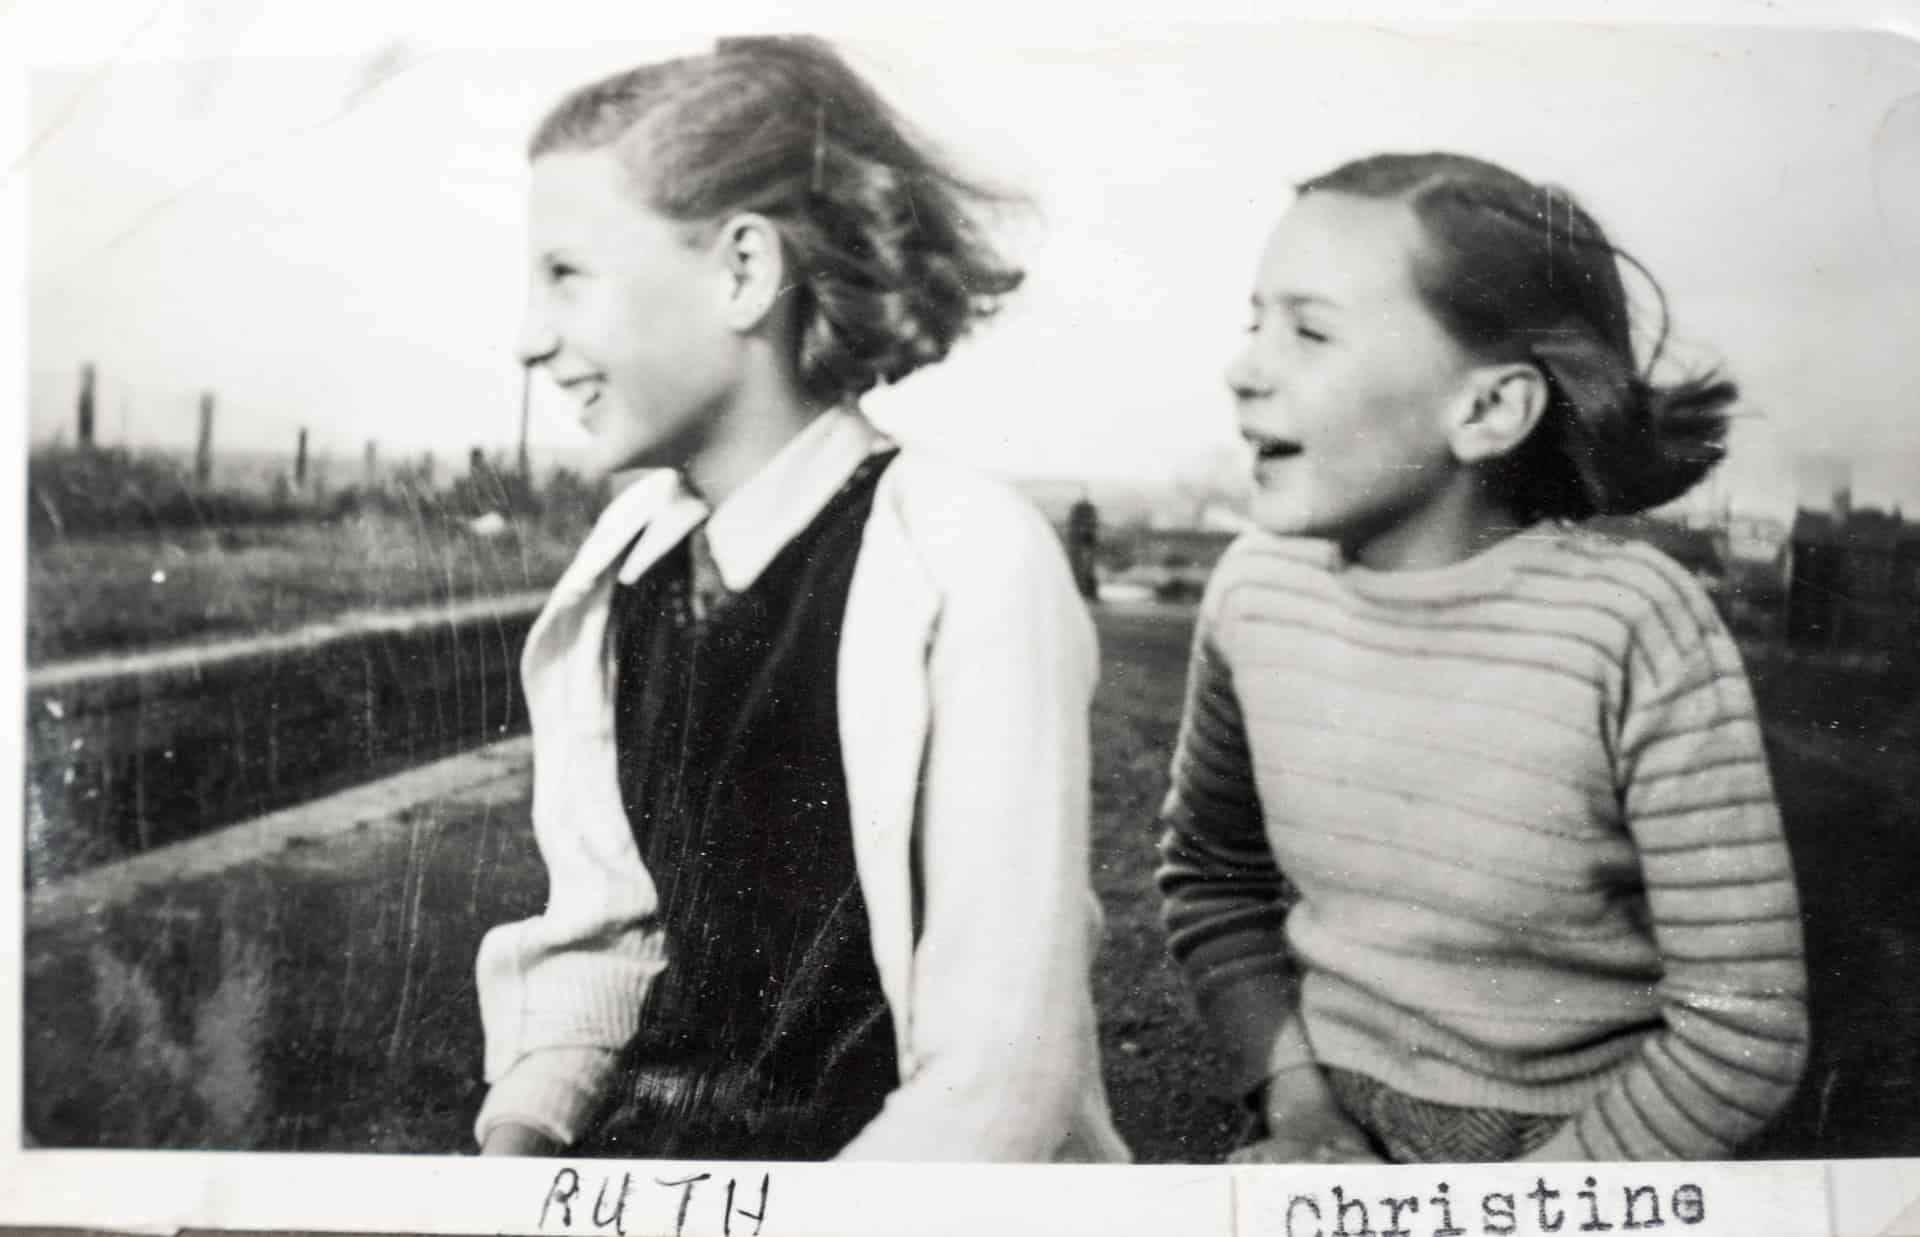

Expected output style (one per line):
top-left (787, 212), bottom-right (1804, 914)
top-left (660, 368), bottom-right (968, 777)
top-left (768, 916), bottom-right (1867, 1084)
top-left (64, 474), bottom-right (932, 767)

top-left (616, 408), bottom-right (888, 591)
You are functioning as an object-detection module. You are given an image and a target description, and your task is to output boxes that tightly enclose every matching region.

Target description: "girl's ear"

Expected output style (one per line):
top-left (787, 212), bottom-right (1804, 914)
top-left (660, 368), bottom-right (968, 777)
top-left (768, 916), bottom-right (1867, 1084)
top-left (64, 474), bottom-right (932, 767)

top-left (714, 213), bottom-right (789, 334)
top-left (1449, 362), bottom-right (1549, 465)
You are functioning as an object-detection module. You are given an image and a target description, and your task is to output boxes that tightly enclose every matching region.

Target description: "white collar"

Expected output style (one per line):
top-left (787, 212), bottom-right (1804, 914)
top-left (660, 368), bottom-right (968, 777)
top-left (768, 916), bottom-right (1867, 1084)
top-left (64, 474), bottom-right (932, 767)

top-left (615, 408), bottom-right (888, 591)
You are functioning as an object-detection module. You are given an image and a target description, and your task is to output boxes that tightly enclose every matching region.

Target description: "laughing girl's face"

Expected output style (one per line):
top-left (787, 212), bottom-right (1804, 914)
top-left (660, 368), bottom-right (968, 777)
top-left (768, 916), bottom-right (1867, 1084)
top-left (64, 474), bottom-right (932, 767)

top-left (516, 148), bottom-right (744, 479)
top-left (1227, 190), bottom-right (1483, 564)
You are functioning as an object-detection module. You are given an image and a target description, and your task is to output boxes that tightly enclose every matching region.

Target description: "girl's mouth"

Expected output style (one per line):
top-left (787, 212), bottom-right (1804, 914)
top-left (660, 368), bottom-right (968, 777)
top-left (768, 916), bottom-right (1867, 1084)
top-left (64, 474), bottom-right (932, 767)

top-left (563, 380), bottom-right (605, 422)
top-left (567, 382), bottom-right (604, 432)
top-left (558, 375), bottom-right (604, 408)
top-left (1245, 433), bottom-right (1302, 489)
top-left (1243, 432), bottom-right (1302, 462)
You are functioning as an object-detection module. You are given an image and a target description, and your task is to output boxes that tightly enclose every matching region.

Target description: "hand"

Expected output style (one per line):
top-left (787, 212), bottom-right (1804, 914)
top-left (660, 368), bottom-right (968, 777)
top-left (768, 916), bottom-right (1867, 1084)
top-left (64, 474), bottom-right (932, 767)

top-left (1228, 1065), bottom-right (1383, 1165)
top-left (480, 1122), bottom-right (562, 1156)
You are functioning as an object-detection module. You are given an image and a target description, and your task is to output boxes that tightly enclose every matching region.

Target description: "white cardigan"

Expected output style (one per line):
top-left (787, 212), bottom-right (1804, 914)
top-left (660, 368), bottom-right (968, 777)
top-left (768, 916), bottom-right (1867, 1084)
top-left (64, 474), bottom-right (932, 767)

top-left (474, 411), bottom-right (1128, 1162)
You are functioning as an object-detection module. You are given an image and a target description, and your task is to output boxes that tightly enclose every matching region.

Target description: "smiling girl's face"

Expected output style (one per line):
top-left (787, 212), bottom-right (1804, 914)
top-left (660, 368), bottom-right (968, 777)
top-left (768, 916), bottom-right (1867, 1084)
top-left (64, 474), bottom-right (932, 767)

top-left (516, 148), bottom-right (745, 478)
top-left (1228, 190), bottom-right (1487, 564)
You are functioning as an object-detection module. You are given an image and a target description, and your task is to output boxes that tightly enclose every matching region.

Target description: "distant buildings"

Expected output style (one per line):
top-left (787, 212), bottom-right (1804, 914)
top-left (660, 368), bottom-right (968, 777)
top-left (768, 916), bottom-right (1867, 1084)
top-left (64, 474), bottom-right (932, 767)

top-left (1727, 513), bottom-right (1792, 569)
top-left (1593, 500), bottom-right (1919, 657)
top-left (1785, 505), bottom-right (1920, 653)
top-left (1769, 452), bottom-right (1920, 655)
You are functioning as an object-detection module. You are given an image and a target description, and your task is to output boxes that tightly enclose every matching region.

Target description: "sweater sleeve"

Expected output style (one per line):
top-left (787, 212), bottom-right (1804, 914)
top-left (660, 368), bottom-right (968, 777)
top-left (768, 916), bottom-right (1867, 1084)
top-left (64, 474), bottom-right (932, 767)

top-left (1155, 557), bottom-right (1309, 1100)
top-left (836, 476), bottom-right (1110, 1161)
top-left (473, 912), bottom-right (667, 1147)
top-left (472, 583), bottom-right (672, 1149)
top-left (1525, 578), bottom-right (1808, 1161)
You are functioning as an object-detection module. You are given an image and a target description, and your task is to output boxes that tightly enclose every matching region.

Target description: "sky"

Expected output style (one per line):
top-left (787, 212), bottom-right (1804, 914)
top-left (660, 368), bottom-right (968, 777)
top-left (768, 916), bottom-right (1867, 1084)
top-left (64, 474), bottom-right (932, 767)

top-left (11, 2), bottom-right (1920, 518)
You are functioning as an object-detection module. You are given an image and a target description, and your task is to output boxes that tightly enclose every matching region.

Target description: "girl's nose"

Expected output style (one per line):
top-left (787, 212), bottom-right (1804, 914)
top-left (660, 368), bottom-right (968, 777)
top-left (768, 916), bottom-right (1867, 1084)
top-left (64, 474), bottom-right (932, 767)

top-left (515, 300), bottom-right (559, 370)
top-left (1226, 342), bottom-right (1274, 402)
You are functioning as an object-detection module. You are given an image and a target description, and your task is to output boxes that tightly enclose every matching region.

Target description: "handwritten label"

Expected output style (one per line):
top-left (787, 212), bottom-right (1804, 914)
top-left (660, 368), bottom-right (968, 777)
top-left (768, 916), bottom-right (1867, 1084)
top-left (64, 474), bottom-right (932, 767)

top-left (539, 1167), bottom-right (770, 1237)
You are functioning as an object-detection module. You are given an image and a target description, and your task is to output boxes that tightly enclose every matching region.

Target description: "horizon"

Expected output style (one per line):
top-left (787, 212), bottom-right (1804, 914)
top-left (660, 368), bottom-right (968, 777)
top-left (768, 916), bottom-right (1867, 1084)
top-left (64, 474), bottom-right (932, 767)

top-left (26, 436), bottom-right (1910, 531)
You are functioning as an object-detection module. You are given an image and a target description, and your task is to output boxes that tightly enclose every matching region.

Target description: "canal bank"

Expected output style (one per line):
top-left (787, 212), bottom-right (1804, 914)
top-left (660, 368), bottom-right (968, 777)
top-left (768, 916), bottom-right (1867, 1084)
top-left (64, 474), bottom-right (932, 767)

top-left (25, 591), bottom-right (545, 885)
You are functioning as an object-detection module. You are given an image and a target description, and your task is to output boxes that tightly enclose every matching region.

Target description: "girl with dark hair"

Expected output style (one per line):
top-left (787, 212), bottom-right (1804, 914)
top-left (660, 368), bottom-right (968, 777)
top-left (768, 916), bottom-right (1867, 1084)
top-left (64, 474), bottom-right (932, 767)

top-left (1157, 152), bottom-right (1807, 1163)
top-left (475, 36), bottom-right (1126, 1162)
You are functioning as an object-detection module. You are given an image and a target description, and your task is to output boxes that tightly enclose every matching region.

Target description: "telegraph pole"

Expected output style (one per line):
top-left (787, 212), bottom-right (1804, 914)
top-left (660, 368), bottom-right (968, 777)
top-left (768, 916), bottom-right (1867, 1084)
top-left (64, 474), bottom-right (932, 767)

top-left (196, 392), bottom-right (216, 485)
top-left (76, 363), bottom-right (96, 448)
top-left (518, 364), bottom-right (532, 484)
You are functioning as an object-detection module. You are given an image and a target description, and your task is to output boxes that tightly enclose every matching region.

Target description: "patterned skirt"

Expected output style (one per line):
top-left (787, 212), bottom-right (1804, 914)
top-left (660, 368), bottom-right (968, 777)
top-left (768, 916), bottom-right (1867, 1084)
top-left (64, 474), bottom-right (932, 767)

top-left (1324, 1067), bottom-right (1567, 1163)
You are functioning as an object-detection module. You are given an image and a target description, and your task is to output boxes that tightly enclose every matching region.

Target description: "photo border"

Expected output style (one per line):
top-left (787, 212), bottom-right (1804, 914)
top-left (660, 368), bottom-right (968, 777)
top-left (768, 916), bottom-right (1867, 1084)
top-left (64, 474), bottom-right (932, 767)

top-left (6, 1), bottom-right (1918, 1232)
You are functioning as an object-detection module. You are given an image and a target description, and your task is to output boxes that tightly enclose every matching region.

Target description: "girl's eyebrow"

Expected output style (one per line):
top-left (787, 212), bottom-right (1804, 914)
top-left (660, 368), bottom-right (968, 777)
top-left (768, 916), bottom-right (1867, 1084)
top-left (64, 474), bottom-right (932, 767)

top-left (1251, 290), bottom-right (1340, 311)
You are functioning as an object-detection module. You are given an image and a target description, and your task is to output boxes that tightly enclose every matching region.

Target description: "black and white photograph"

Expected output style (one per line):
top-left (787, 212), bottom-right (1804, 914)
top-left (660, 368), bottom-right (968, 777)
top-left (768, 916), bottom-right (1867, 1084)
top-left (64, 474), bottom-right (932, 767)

top-left (7, 1), bottom-right (1920, 1231)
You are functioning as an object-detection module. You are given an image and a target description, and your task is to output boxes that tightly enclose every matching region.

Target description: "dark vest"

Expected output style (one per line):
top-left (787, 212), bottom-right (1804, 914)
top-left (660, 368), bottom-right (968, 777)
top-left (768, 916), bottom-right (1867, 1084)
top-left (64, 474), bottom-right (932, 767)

top-left (577, 451), bottom-right (900, 1161)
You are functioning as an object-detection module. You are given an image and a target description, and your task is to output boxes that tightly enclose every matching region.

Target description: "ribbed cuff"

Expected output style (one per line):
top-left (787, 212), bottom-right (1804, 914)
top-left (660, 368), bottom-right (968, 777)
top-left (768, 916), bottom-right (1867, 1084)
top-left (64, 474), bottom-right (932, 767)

top-left (473, 1046), bottom-right (619, 1149)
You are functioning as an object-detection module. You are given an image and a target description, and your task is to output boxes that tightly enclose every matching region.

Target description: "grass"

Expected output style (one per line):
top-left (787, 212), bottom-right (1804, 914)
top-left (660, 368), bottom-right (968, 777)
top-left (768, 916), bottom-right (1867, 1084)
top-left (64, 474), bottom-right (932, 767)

top-left (1738, 644), bottom-right (1920, 1157)
top-left (26, 509), bottom-right (586, 664)
top-left (85, 924), bottom-right (272, 1146)
top-left (22, 608), bottom-right (1920, 1161)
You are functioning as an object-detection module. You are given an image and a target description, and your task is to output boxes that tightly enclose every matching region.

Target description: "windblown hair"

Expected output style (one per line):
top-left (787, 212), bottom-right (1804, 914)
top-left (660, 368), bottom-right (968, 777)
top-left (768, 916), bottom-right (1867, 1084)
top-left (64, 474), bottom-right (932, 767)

top-left (529, 36), bottom-right (1024, 409)
top-left (1299, 153), bottom-right (1735, 521)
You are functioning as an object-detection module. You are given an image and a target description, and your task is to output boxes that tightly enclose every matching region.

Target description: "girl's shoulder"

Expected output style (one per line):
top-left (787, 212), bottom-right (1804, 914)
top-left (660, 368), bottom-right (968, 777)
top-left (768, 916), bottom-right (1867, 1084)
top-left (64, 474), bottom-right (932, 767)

top-left (880, 446), bottom-right (1043, 523)
top-left (1527, 523), bottom-right (1719, 606)
top-left (866, 448), bottom-right (1096, 673)
top-left (1199, 530), bottom-right (1342, 624)
top-left (1213, 529), bottom-right (1339, 578)
top-left (871, 447), bottom-right (1077, 591)
top-left (1516, 523), bottom-right (1731, 652)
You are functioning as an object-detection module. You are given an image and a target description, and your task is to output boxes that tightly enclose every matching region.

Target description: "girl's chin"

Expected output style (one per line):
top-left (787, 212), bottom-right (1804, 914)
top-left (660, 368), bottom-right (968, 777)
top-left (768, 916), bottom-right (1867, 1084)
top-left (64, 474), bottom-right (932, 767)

top-left (579, 448), bottom-right (636, 480)
top-left (587, 434), bottom-right (680, 478)
top-left (1244, 493), bottom-right (1367, 549)
top-left (1245, 489), bottom-right (1315, 538)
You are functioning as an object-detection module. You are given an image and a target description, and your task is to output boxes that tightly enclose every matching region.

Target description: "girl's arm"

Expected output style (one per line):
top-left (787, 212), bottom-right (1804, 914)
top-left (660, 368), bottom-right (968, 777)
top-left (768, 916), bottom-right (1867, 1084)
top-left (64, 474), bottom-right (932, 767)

top-left (1155, 583), bottom-right (1307, 1101)
top-left (472, 477), bottom-right (686, 1151)
top-left (836, 476), bottom-right (1107, 1162)
top-left (473, 913), bottom-right (667, 1150)
top-left (1155, 555), bottom-right (1371, 1163)
top-left (472, 606), bottom-right (673, 1151)
top-left (1523, 581), bottom-right (1809, 1161)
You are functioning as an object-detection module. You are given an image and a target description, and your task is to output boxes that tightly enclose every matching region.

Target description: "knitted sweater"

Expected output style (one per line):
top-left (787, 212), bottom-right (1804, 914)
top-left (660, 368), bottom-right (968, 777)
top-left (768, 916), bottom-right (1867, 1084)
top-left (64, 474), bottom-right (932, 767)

top-left (1157, 527), bottom-right (1809, 1161)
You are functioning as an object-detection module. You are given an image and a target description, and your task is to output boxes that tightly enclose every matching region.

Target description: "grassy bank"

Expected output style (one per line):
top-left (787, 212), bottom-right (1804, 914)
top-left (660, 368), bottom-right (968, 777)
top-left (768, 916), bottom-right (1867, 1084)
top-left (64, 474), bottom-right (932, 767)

top-left (25, 441), bottom-right (607, 664)
top-left (26, 510), bottom-right (586, 664)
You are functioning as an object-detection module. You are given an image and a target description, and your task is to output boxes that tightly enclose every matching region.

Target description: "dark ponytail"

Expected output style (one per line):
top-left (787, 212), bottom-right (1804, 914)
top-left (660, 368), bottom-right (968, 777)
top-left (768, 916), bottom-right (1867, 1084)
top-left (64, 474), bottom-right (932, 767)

top-left (1299, 152), bottom-right (1735, 521)
top-left (529, 36), bottom-right (1023, 409)
top-left (1515, 321), bottom-right (1734, 519)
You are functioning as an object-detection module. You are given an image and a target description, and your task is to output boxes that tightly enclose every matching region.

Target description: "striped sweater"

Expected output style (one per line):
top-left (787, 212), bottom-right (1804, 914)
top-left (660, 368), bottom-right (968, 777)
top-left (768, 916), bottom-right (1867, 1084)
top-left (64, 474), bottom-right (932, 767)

top-left (1156, 527), bottom-right (1809, 1161)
